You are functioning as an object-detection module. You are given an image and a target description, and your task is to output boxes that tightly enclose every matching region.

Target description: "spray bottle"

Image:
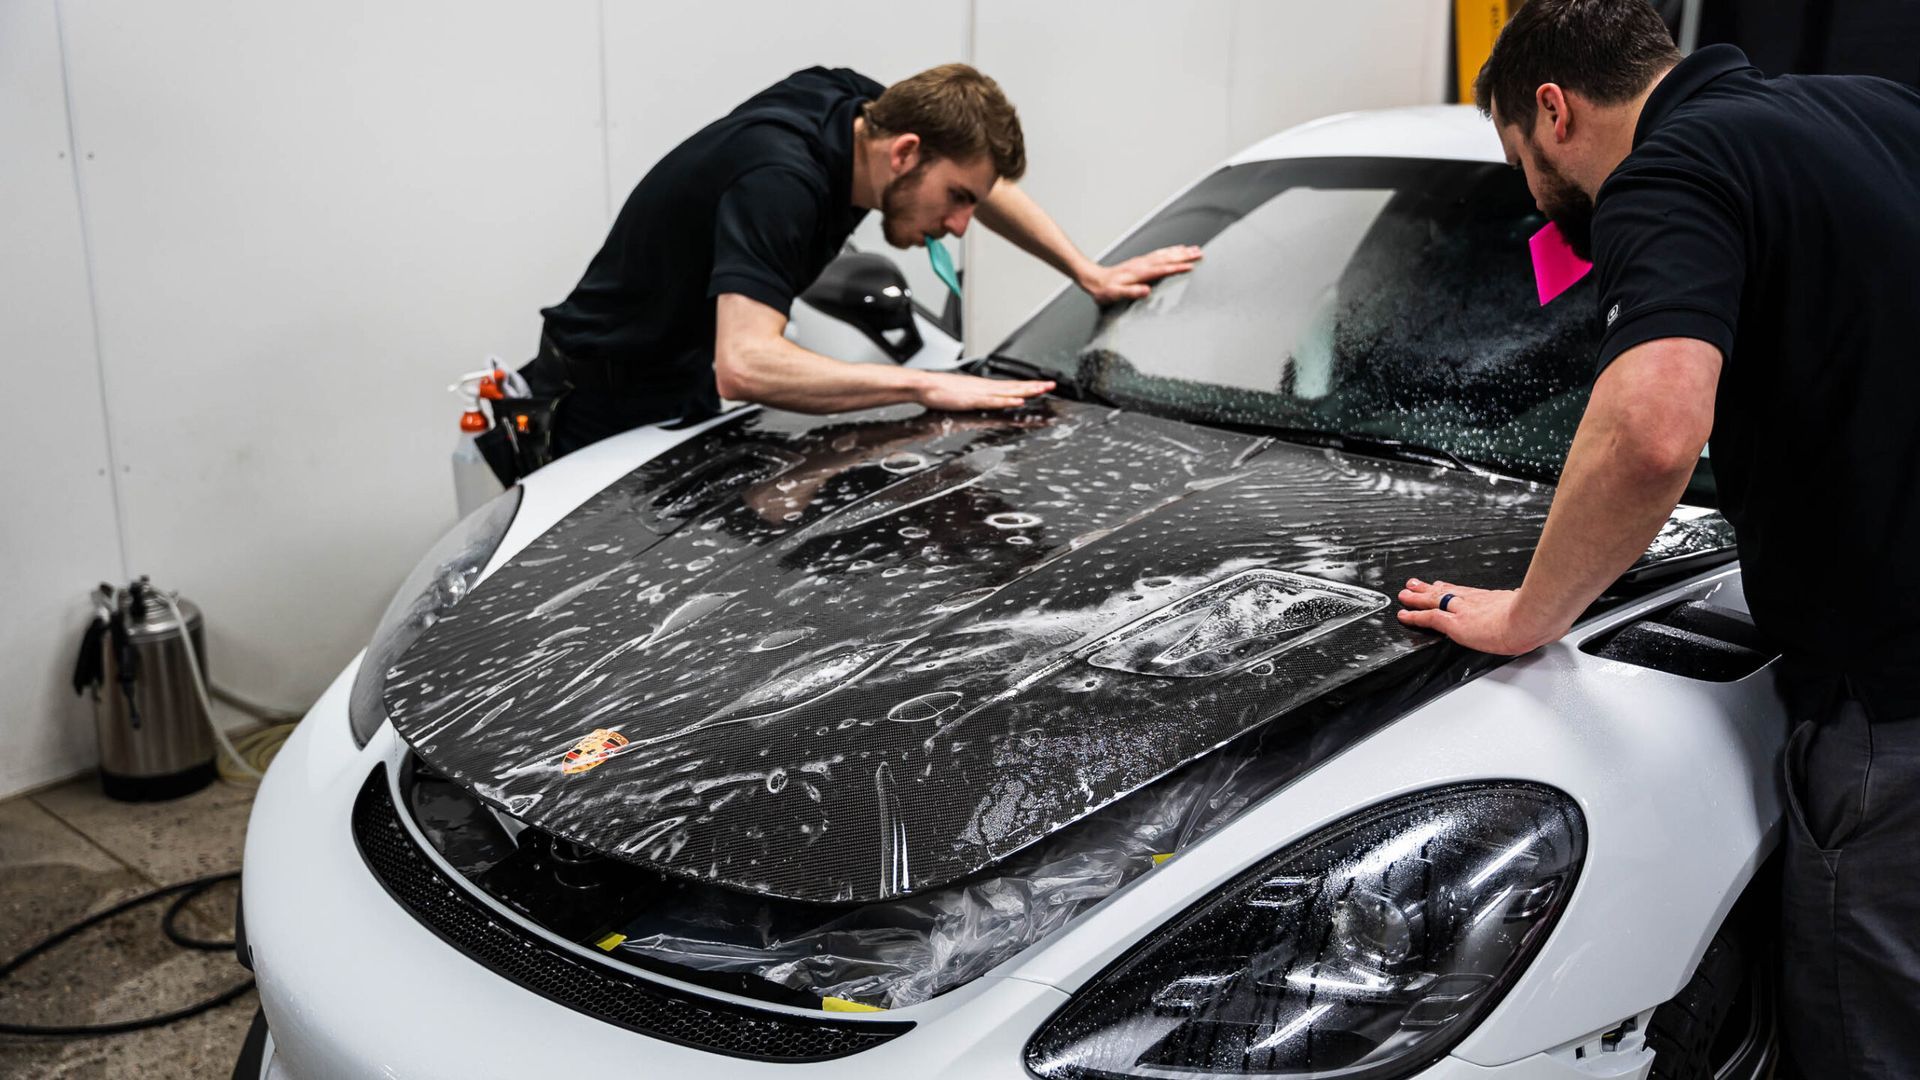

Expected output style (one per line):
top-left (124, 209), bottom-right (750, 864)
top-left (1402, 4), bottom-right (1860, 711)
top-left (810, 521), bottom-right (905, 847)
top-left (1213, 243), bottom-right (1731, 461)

top-left (450, 362), bottom-right (508, 517)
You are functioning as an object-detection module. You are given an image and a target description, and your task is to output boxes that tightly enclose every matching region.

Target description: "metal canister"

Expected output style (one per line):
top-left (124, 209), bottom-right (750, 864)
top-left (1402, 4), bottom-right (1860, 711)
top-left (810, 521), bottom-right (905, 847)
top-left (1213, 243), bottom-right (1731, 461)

top-left (89, 578), bottom-right (217, 801)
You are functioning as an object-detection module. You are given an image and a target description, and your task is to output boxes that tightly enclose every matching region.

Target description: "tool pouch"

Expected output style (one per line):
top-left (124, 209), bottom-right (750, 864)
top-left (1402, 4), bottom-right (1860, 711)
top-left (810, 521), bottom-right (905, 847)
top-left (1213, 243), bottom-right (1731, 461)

top-left (476, 394), bottom-right (564, 485)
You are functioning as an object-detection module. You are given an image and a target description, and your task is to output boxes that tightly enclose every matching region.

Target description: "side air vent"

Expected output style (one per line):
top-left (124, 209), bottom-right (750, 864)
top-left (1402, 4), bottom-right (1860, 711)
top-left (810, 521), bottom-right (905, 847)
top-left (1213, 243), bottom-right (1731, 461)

top-left (1582, 600), bottom-right (1777, 682)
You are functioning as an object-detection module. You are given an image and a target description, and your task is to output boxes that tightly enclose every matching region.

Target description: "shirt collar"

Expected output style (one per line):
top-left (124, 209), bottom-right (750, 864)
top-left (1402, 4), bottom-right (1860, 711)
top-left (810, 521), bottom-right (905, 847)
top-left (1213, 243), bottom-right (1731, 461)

top-left (1635, 44), bottom-right (1753, 147)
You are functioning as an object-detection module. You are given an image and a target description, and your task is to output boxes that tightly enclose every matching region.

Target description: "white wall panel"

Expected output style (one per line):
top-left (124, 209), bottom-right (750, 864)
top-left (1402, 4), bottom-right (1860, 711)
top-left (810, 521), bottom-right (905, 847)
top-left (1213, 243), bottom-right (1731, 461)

top-left (1226, 0), bottom-right (1453, 152)
top-left (966, 0), bottom-right (1449, 348)
top-left (0, 0), bottom-right (126, 797)
top-left (56, 1), bottom-right (607, 716)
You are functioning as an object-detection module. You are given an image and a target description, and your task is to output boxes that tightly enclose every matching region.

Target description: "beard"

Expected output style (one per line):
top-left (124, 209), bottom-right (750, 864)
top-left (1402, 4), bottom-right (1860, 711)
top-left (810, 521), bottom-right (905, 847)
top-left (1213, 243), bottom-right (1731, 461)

top-left (1533, 152), bottom-right (1595, 261)
top-left (879, 162), bottom-right (931, 249)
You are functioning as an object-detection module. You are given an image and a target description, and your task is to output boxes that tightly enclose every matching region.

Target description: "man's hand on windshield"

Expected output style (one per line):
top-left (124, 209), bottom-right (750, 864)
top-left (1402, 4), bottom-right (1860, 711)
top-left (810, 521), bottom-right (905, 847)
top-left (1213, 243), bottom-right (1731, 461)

top-left (1079, 245), bottom-right (1204, 304)
top-left (916, 370), bottom-right (1053, 412)
top-left (1394, 578), bottom-right (1564, 656)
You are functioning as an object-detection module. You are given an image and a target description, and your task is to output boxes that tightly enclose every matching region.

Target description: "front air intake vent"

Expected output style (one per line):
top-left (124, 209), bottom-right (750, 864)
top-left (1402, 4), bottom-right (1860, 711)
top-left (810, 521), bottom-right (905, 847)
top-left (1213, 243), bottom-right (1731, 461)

top-left (351, 764), bottom-right (911, 1062)
top-left (1582, 600), bottom-right (1777, 682)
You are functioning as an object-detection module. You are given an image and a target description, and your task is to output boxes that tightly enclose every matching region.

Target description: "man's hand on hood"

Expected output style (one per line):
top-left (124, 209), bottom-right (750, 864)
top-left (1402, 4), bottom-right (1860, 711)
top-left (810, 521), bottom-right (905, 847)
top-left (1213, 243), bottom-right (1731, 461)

top-left (1395, 579), bottom-right (1564, 656)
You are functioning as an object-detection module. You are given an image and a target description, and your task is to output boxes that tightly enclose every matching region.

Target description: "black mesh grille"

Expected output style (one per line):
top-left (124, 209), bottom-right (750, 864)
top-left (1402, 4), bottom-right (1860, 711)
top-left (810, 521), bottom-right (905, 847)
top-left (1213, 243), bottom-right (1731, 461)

top-left (351, 765), bottom-right (910, 1061)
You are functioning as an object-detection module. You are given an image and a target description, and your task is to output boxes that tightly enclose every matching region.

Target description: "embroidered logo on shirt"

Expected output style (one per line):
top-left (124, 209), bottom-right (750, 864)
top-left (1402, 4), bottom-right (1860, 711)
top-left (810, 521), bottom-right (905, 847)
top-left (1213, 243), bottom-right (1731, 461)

top-left (1607, 302), bottom-right (1621, 327)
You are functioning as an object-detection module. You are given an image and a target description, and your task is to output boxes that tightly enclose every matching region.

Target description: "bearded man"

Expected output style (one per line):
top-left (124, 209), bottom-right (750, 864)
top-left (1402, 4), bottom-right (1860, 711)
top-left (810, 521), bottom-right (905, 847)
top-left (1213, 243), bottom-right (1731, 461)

top-left (525, 64), bottom-right (1198, 455)
top-left (1396, 2), bottom-right (1920, 1075)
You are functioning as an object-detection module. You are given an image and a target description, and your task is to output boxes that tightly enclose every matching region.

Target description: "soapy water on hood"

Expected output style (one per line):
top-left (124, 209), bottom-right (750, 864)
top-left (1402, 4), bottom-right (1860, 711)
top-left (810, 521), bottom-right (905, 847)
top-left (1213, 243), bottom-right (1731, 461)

top-left (601, 711), bottom-right (1333, 1010)
top-left (386, 399), bottom-right (1735, 906)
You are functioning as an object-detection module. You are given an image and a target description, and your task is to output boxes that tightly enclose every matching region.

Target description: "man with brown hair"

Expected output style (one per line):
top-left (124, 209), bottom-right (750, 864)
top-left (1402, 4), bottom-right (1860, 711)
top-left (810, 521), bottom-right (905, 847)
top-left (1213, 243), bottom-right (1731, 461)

top-left (527, 64), bottom-right (1199, 454)
top-left (1393, 1), bottom-right (1920, 1074)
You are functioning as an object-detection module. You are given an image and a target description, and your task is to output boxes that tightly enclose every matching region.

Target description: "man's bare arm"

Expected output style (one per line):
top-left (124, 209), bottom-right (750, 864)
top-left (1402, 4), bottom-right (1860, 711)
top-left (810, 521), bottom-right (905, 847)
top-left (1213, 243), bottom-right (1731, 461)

top-left (976, 181), bottom-right (1202, 303)
top-left (1396, 337), bottom-right (1721, 653)
top-left (712, 293), bottom-right (1051, 414)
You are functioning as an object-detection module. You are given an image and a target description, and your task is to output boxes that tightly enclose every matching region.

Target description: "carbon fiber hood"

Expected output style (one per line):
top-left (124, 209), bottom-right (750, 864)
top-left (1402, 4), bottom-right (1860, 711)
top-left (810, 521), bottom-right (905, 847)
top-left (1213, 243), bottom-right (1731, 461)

top-left (386, 400), bottom-right (1569, 903)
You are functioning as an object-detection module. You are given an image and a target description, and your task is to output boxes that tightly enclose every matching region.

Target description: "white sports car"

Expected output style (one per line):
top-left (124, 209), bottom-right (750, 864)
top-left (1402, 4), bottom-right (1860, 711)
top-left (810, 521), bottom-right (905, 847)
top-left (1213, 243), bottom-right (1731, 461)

top-left (234, 106), bottom-right (1783, 1080)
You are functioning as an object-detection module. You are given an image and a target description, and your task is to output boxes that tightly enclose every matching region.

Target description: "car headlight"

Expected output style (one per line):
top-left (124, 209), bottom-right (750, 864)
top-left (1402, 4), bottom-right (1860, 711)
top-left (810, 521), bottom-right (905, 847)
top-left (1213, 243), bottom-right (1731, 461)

top-left (1026, 783), bottom-right (1584, 1079)
top-left (347, 486), bottom-right (523, 747)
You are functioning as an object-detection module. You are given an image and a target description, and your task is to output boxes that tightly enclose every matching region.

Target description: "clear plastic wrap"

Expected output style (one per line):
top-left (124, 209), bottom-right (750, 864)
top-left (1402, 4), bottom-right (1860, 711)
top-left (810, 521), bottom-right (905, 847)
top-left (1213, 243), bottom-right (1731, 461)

top-left (609, 725), bottom-right (1322, 1010)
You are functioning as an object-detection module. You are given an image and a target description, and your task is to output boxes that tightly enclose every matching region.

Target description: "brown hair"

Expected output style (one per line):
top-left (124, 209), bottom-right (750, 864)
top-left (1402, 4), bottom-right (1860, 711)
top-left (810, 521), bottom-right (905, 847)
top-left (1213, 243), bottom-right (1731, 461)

top-left (1473, 0), bottom-right (1683, 135)
top-left (864, 63), bottom-right (1026, 181)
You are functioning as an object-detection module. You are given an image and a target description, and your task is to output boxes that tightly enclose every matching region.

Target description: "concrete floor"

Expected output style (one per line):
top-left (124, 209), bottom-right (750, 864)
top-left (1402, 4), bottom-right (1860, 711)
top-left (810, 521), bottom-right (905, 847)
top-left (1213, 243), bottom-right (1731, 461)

top-left (0, 774), bottom-right (258, 1079)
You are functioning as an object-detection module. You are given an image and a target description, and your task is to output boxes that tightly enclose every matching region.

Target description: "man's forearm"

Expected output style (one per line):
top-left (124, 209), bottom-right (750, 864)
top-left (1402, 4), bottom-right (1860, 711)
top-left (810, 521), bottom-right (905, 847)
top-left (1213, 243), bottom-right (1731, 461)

top-left (976, 181), bottom-right (1096, 287)
top-left (713, 292), bottom-right (1052, 414)
top-left (977, 182), bottom-right (1203, 304)
top-left (1511, 414), bottom-right (1697, 642)
top-left (1509, 339), bottom-right (1720, 644)
top-left (716, 331), bottom-right (927, 413)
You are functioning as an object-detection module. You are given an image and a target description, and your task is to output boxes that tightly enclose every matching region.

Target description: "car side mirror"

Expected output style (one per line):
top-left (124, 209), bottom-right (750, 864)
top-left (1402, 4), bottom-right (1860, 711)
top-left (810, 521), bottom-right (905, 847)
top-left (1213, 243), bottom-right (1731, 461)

top-left (800, 252), bottom-right (924, 363)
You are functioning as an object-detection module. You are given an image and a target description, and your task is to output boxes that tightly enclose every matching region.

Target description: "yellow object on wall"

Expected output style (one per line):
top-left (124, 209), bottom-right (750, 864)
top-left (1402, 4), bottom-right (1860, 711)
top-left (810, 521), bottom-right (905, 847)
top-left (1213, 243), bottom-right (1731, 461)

top-left (1456, 0), bottom-right (1513, 103)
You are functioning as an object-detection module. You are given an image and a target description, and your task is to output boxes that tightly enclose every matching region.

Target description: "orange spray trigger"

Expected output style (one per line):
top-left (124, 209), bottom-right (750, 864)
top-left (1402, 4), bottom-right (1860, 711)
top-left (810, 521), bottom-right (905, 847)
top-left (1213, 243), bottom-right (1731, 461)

top-left (477, 375), bottom-right (505, 401)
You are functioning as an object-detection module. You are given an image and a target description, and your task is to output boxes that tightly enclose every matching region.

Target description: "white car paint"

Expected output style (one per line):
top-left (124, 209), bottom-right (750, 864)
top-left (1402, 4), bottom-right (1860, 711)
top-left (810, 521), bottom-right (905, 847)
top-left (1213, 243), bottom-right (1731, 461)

top-left (244, 106), bottom-right (1782, 1079)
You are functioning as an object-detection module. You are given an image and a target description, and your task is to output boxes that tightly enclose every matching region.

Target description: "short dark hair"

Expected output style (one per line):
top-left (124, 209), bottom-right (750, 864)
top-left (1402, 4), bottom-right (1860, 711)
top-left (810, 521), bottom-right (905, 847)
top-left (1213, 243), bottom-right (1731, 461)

top-left (1473, 0), bottom-right (1683, 135)
top-left (864, 63), bottom-right (1026, 181)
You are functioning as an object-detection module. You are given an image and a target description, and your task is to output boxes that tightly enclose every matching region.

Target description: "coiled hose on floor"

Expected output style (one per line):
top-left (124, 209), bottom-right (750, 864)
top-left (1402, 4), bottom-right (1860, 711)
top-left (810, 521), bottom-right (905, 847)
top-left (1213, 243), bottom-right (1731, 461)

top-left (3, 594), bottom-right (306, 1036)
top-left (0, 872), bottom-right (251, 1037)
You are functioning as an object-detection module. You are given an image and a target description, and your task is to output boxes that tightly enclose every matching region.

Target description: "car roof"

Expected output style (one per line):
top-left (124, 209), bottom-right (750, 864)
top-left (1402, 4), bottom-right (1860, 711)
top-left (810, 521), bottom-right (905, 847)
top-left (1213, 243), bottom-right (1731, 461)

top-left (1227, 105), bottom-right (1505, 167)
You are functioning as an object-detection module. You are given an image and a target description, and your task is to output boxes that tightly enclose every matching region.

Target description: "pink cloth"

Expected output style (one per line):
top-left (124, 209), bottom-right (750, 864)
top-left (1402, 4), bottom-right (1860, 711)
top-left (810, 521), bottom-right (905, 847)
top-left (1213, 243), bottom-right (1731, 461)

top-left (1528, 221), bottom-right (1593, 306)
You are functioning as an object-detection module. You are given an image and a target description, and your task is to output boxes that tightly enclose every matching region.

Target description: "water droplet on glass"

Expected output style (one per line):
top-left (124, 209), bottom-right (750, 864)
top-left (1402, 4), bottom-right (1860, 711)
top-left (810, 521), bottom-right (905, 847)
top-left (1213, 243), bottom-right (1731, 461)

top-left (765, 768), bottom-right (788, 794)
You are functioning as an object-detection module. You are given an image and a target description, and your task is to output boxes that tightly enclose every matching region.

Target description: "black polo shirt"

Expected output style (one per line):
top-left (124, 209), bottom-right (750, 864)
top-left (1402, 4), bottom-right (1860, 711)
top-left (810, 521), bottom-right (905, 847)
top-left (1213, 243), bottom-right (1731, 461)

top-left (540, 67), bottom-right (883, 417)
top-left (1591, 45), bottom-right (1920, 716)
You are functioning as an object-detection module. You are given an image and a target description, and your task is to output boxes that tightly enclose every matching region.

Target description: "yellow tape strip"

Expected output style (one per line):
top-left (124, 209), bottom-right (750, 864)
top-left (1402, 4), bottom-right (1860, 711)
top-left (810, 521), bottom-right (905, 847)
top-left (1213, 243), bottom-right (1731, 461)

top-left (1454, 0), bottom-right (1511, 104)
top-left (595, 932), bottom-right (627, 951)
top-left (1151, 852), bottom-right (1175, 866)
top-left (821, 996), bottom-right (886, 1013)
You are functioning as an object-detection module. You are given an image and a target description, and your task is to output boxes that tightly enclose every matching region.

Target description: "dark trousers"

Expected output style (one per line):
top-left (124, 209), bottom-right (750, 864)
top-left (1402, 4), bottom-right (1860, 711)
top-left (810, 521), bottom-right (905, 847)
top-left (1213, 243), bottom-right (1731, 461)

top-left (519, 335), bottom-right (691, 460)
top-left (1779, 679), bottom-right (1920, 1078)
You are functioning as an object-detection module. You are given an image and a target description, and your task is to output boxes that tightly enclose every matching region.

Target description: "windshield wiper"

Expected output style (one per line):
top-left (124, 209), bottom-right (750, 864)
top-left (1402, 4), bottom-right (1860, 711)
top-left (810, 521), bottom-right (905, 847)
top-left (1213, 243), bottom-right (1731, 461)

top-left (972, 354), bottom-right (1115, 406)
top-left (1257, 426), bottom-right (1500, 477)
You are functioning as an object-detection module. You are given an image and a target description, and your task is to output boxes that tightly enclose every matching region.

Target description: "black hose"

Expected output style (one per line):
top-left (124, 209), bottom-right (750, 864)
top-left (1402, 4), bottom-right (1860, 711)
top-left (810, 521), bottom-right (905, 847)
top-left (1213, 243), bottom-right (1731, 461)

top-left (0, 871), bottom-right (254, 1037)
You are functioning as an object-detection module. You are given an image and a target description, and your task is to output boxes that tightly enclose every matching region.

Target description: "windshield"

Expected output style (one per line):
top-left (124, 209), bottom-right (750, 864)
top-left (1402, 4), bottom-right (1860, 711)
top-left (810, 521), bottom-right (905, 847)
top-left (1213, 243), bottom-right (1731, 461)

top-left (993, 157), bottom-right (1609, 485)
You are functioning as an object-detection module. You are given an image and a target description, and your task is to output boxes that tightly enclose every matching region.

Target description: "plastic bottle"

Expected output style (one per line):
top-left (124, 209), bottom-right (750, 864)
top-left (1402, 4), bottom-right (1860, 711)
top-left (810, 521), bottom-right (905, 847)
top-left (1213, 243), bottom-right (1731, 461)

top-left (452, 391), bottom-right (500, 518)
